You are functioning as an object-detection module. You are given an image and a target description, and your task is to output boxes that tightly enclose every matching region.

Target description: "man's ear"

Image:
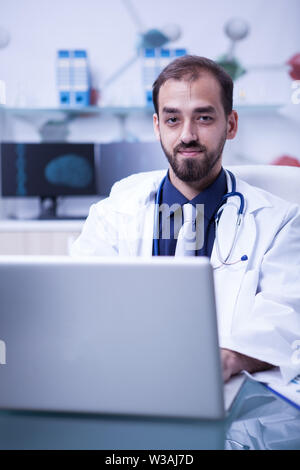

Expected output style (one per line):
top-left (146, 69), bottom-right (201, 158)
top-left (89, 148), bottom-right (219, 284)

top-left (153, 113), bottom-right (161, 141)
top-left (226, 110), bottom-right (238, 140)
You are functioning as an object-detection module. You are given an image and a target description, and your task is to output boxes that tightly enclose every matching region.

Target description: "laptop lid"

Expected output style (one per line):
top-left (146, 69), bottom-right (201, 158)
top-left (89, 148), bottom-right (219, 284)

top-left (0, 256), bottom-right (225, 419)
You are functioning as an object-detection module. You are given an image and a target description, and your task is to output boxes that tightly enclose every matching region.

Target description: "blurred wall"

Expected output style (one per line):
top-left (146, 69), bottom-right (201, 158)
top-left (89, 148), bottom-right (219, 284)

top-left (1, 0), bottom-right (300, 155)
top-left (0, 0), bottom-right (299, 217)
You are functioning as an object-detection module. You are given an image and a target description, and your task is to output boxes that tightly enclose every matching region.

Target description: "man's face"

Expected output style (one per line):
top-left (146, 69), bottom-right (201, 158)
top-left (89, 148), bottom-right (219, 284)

top-left (153, 72), bottom-right (238, 183)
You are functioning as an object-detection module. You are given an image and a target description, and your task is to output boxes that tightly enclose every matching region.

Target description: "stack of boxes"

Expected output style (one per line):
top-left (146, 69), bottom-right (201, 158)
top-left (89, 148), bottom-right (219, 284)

top-left (142, 48), bottom-right (187, 106)
top-left (57, 50), bottom-right (90, 107)
top-left (56, 47), bottom-right (187, 108)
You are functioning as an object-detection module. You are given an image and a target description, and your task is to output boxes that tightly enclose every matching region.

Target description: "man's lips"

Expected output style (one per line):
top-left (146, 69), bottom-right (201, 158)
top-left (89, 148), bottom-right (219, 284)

top-left (177, 149), bottom-right (204, 156)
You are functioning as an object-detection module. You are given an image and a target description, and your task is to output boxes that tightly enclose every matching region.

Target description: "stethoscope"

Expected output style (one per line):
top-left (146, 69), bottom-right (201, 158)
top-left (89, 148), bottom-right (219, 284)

top-left (153, 169), bottom-right (248, 267)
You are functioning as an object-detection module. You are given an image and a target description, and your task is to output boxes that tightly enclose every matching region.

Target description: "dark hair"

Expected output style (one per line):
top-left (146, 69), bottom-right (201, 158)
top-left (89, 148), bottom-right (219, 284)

top-left (152, 55), bottom-right (233, 117)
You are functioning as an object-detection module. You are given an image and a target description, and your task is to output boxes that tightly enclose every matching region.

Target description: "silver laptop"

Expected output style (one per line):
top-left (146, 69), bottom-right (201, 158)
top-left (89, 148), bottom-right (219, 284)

top-left (0, 256), bottom-right (242, 419)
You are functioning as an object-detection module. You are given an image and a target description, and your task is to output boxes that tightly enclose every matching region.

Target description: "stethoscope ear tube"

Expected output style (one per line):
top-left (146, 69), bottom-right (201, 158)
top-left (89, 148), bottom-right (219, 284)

top-left (214, 209), bottom-right (244, 266)
top-left (214, 191), bottom-right (245, 218)
top-left (213, 170), bottom-right (247, 267)
top-left (153, 175), bottom-right (167, 257)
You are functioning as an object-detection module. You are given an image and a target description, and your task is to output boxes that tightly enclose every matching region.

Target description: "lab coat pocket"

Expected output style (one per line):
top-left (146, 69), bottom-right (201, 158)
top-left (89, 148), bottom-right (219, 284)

top-left (231, 268), bottom-right (260, 333)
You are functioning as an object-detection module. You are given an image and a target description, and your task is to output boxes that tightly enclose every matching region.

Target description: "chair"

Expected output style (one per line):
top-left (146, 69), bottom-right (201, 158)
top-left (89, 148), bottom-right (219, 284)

top-left (227, 165), bottom-right (300, 206)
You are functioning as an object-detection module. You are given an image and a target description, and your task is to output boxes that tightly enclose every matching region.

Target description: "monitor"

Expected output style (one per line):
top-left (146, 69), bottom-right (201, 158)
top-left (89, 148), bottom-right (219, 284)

top-left (0, 142), bottom-right (97, 219)
top-left (98, 142), bottom-right (166, 196)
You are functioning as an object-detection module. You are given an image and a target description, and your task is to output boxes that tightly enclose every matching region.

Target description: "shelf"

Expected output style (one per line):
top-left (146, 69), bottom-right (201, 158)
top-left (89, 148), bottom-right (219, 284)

top-left (0, 103), bottom-right (283, 142)
top-left (0, 105), bottom-right (155, 117)
top-left (0, 219), bottom-right (85, 232)
top-left (234, 103), bottom-right (284, 114)
top-left (0, 103), bottom-right (283, 117)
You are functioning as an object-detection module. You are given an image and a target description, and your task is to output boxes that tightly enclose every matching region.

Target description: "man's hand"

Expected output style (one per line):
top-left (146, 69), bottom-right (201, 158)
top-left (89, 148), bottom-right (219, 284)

top-left (221, 348), bottom-right (273, 382)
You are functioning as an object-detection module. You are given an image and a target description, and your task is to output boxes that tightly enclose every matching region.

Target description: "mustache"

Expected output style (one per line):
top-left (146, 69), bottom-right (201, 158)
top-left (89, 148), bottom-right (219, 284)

top-left (174, 141), bottom-right (207, 153)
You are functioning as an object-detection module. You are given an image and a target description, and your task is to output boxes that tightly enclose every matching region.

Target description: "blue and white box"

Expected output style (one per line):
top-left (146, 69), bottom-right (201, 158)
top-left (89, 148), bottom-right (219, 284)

top-left (158, 48), bottom-right (171, 73)
top-left (57, 49), bottom-right (91, 107)
top-left (57, 50), bottom-right (72, 106)
top-left (174, 48), bottom-right (187, 58)
top-left (141, 47), bottom-right (187, 106)
top-left (142, 48), bottom-right (157, 106)
top-left (72, 50), bottom-right (90, 107)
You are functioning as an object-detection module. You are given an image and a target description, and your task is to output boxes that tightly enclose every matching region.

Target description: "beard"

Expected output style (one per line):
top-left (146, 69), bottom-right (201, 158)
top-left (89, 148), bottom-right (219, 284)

top-left (160, 130), bottom-right (227, 183)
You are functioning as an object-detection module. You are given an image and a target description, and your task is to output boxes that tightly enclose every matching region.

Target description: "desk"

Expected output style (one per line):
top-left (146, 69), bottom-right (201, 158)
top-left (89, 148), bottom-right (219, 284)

top-left (0, 379), bottom-right (299, 450)
top-left (0, 220), bottom-right (84, 255)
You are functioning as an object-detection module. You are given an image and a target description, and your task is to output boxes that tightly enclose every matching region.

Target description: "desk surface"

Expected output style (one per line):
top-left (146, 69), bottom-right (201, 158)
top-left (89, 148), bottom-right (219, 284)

top-left (0, 378), bottom-right (299, 450)
top-left (0, 219), bottom-right (85, 232)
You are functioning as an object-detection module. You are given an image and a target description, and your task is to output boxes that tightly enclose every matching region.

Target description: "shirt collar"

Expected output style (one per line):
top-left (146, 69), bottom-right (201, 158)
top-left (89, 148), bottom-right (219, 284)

top-left (162, 168), bottom-right (227, 220)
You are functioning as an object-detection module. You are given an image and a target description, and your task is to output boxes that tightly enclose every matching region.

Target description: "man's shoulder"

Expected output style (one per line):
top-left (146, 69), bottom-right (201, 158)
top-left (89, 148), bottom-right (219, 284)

top-left (236, 175), bottom-right (300, 220)
top-left (228, 165), bottom-right (300, 214)
top-left (110, 170), bottom-right (166, 196)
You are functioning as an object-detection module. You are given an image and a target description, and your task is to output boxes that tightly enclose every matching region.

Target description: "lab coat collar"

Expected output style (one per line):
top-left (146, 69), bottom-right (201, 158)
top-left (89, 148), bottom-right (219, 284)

top-left (225, 169), bottom-right (273, 214)
top-left (111, 168), bottom-right (274, 217)
top-left (110, 170), bottom-right (166, 216)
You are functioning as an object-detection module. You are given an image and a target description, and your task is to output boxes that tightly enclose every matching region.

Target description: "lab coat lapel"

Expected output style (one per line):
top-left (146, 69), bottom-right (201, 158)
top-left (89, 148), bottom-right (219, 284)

top-left (117, 171), bottom-right (164, 257)
top-left (211, 210), bottom-right (257, 337)
top-left (123, 201), bottom-right (155, 257)
top-left (139, 202), bottom-right (156, 257)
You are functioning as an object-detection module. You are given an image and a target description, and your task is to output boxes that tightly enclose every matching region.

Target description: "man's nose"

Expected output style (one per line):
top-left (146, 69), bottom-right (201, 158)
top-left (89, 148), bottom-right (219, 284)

top-left (180, 120), bottom-right (198, 144)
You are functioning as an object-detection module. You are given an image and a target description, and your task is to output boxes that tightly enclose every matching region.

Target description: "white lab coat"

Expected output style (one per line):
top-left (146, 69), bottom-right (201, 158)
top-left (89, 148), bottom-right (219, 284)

top-left (71, 169), bottom-right (300, 383)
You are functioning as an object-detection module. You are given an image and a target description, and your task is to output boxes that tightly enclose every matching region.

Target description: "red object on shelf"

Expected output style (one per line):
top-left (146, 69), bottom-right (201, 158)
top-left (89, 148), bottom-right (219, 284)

top-left (90, 88), bottom-right (100, 106)
top-left (287, 53), bottom-right (300, 80)
top-left (271, 155), bottom-right (300, 167)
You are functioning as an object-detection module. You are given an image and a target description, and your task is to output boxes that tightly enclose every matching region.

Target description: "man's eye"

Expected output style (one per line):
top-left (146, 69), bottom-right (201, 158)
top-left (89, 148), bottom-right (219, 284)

top-left (166, 117), bottom-right (178, 124)
top-left (198, 116), bottom-right (213, 122)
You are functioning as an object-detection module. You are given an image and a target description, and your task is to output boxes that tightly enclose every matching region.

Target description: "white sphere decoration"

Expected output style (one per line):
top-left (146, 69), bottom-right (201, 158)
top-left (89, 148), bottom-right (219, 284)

top-left (161, 24), bottom-right (181, 42)
top-left (224, 18), bottom-right (249, 41)
top-left (0, 27), bottom-right (10, 49)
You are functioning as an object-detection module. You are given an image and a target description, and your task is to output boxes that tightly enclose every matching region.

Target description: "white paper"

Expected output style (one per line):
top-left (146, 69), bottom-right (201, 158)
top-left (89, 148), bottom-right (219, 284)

top-left (224, 373), bottom-right (246, 411)
top-left (243, 367), bottom-right (283, 385)
top-left (243, 368), bottom-right (300, 409)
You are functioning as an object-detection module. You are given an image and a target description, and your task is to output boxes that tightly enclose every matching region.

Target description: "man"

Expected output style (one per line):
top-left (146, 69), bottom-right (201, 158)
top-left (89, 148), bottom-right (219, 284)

top-left (72, 56), bottom-right (300, 383)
